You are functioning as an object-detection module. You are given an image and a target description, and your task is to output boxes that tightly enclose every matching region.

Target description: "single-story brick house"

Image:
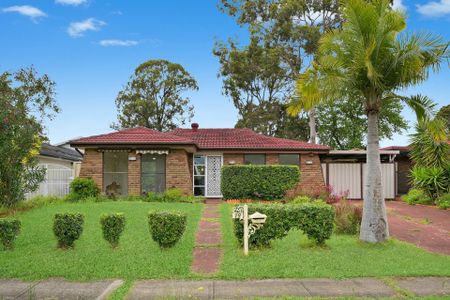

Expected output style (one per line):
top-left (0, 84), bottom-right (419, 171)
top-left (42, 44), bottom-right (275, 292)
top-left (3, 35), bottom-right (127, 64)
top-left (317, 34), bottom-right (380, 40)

top-left (70, 123), bottom-right (329, 198)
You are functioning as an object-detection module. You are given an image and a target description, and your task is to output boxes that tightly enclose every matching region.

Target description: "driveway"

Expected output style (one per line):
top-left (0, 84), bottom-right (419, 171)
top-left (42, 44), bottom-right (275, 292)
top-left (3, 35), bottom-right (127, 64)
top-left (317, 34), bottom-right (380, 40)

top-left (386, 201), bottom-right (450, 255)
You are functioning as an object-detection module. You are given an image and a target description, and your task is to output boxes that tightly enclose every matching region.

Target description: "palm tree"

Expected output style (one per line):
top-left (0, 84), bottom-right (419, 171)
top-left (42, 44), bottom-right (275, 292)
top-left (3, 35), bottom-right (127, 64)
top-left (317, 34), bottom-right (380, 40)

top-left (288, 0), bottom-right (449, 243)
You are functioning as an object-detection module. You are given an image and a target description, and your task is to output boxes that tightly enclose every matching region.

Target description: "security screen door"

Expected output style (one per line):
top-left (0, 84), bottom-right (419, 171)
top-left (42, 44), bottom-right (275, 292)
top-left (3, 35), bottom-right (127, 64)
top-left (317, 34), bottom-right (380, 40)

top-left (206, 156), bottom-right (222, 198)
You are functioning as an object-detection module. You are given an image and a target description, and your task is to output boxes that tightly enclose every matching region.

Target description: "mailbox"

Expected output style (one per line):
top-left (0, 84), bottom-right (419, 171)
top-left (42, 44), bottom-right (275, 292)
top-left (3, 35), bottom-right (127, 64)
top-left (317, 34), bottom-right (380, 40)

top-left (249, 212), bottom-right (267, 225)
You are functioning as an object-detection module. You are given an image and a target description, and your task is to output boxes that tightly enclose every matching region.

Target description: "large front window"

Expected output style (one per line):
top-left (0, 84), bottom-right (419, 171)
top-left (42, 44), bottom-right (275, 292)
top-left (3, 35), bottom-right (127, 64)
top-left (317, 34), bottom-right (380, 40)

top-left (279, 154), bottom-right (300, 166)
top-left (244, 154), bottom-right (266, 165)
top-left (141, 154), bottom-right (166, 194)
top-left (103, 152), bottom-right (128, 196)
top-left (193, 155), bottom-right (205, 196)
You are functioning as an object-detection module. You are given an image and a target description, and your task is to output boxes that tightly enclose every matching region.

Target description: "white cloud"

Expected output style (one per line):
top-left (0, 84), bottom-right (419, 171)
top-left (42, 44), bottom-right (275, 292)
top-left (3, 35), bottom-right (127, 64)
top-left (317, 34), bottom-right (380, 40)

top-left (2, 5), bottom-right (47, 21)
top-left (392, 0), bottom-right (407, 11)
top-left (417, 0), bottom-right (450, 17)
top-left (98, 39), bottom-right (138, 47)
top-left (67, 18), bottom-right (106, 37)
top-left (55, 0), bottom-right (87, 6)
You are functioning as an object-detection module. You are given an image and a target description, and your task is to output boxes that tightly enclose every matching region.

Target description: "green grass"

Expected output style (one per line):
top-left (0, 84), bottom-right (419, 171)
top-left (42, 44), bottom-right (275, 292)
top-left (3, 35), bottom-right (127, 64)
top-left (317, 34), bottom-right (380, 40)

top-left (0, 201), bottom-right (203, 280)
top-left (218, 204), bottom-right (450, 279)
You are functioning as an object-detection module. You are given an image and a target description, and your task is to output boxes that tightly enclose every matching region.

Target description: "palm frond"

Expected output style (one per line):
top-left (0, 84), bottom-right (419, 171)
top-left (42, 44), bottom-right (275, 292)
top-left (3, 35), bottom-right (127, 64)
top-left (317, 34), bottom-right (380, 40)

top-left (401, 94), bottom-right (437, 122)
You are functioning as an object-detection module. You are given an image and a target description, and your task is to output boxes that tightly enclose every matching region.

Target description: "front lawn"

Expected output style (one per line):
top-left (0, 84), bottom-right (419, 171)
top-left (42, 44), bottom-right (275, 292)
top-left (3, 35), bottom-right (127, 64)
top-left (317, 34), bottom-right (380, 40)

top-left (218, 204), bottom-right (450, 279)
top-left (0, 201), bottom-right (203, 280)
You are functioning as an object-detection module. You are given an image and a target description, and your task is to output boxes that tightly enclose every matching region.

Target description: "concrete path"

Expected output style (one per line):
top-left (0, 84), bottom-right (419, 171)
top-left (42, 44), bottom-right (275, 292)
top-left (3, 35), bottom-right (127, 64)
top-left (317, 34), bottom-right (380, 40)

top-left (0, 278), bottom-right (123, 300)
top-left (126, 277), bottom-right (450, 299)
top-left (191, 202), bottom-right (223, 274)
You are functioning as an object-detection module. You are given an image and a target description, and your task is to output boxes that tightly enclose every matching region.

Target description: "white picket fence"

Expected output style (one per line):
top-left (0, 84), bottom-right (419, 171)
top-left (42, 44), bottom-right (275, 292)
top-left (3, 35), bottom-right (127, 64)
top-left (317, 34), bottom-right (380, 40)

top-left (321, 163), bottom-right (396, 199)
top-left (26, 164), bottom-right (74, 199)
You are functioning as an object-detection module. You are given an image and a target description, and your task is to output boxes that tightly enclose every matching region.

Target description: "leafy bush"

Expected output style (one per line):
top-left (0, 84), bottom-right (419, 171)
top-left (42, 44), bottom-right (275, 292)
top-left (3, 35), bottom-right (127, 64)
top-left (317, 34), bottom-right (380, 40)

top-left (297, 202), bottom-right (335, 245)
top-left (100, 213), bottom-right (126, 248)
top-left (401, 188), bottom-right (432, 205)
top-left (145, 188), bottom-right (202, 203)
top-left (290, 195), bottom-right (313, 204)
top-left (222, 165), bottom-right (300, 200)
top-left (162, 188), bottom-right (184, 202)
top-left (0, 219), bottom-right (21, 250)
top-left (436, 194), bottom-right (450, 210)
top-left (233, 203), bottom-right (334, 247)
top-left (69, 177), bottom-right (100, 201)
top-left (148, 211), bottom-right (187, 248)
top-left (410, 166), bottom-right (449, 200)
top-left (334, 201), bottom-right (362, 235)
top-left (53, 213), bottom-right (84, 248)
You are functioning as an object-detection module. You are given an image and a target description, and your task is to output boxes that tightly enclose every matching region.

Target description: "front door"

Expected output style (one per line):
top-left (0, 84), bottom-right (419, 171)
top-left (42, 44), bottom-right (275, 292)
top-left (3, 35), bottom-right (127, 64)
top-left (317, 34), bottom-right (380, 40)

top-left (206, 156), bottom-right (222, 198)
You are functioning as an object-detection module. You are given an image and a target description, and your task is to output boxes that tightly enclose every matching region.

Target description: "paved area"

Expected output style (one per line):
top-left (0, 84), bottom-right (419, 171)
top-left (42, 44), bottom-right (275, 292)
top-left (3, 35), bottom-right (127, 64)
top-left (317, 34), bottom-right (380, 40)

top-left (191, 203), bottom-right (224, 274)
top-left (0, 278), bottom-right (123, 300)
top-left (386, 201), bottom-right (450, 255)
top-left (126, 277), bottom-right (450, 299)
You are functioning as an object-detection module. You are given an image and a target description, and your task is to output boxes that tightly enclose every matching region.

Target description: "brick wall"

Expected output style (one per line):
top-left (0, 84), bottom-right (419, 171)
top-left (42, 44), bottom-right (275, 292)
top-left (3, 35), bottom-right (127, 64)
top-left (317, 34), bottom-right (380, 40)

top-left (294, 154), bottom-right (325, 195)
top-left (79, 149), bottom-right (103, 191)
top-left (128, 152), bottom-right (141, 196)
top-left (223, 153), bottom-right (244, 165)
top-left (266, 154), bottom-right (279, 165)
top-left (166, 149), bottom-right (193, 195)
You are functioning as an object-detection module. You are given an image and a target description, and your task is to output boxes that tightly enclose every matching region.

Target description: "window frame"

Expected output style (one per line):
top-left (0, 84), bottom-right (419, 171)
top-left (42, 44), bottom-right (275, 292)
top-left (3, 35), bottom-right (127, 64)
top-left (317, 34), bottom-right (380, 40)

top-left (278, 154), bottom-right (300, 166)
top-left (244, 154), bottom-right (266, 165)
top-left (193, 154), bottom-right (206, 196)
top-left (103, 151), bottom-right (129, 196)
top-left (140, 154), bottom-right (166, 194)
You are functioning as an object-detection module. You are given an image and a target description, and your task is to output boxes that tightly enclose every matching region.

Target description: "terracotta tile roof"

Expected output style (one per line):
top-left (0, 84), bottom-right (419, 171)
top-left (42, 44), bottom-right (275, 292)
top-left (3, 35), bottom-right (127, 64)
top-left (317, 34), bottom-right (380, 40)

top-left (70, 127), bottom-right (193, 145)
top-left (70, 126), bottom-right (329, 151)
top-left (171, 128), bottom-right (329, 150)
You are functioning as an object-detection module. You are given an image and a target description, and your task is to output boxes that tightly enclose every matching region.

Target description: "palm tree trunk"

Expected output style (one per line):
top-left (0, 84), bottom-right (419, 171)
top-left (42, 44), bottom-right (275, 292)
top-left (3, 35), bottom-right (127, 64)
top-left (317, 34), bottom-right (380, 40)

top-left (360, 110), bottom-right (389, 243)
top-left (309, 108), bottom-right (317, 144)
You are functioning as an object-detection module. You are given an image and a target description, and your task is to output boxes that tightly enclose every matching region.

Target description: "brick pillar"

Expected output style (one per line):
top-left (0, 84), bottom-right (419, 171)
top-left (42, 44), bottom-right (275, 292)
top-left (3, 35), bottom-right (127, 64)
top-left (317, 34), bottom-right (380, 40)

top-left (223, 153), bottom-right (244, 165)
top-left (166, 150), bottom-right (193, 196)
top-left (297, 154), bottom-right (325, 194)
top-left (79, 149), bottom-right (103, 191)
top-left (266, 154), bottom-right (279, 165)
top-left (128, 152), bottom-right (141, 196)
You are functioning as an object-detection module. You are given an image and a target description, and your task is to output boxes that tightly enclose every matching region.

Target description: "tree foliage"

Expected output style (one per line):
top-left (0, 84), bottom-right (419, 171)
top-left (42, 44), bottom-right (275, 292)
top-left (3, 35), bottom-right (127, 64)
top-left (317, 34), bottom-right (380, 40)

top-left (316, 97), bottom-right (408, 149)
top-left (113, 60), bottom-right (198, 131)
top-left (437, 104), bottom-right (450, 134)
top-left (0, 67), bottom-right (59, 207)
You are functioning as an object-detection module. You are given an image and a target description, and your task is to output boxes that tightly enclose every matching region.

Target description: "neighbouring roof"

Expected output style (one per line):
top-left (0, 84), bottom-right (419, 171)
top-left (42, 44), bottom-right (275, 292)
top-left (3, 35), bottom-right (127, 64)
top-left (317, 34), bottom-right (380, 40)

top-left (171, 128), bottom-right (329, 150)
top-left (40, 143), bottom-right (83, 161)
top-left (329, 150), bottom-right (400, 155)
top-left (70, 126), bottom-right (329, 151)
top-left (380, 146), bottom-right (409, 152)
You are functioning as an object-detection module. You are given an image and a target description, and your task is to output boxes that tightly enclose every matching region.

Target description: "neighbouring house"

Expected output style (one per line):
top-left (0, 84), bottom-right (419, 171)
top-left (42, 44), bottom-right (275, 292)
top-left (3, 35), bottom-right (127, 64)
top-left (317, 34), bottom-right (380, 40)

top-left (26, 143), bottom-right (83, 199)
top-left (380, 146), bottom-right (412, 196)
top-left (70, 124), bottom-right (329, 198)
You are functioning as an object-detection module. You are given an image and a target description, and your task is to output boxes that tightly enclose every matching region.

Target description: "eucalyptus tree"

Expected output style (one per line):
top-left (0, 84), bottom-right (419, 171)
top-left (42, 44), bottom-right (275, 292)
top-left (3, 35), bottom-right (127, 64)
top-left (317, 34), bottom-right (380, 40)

top-left (113, 60), bottom-right (198, 131)
top-left (288, 0), bottom-right (448, 242)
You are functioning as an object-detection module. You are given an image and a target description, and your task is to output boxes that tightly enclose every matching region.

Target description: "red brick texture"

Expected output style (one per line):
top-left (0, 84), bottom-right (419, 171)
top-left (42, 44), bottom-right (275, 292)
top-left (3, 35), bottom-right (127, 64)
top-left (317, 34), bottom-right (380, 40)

top-left (128, 153), bottom-right (141, 196)
top-left (223, 153), bottom-right (244, 165)
top-left (166, 149), bottom-right (193, 196)
top-left (296, 154), bottom-right (325, 195)
top-left (266, 154), bottom-right (279, 165)
top-left (79, 149), bottom-right (103, 191)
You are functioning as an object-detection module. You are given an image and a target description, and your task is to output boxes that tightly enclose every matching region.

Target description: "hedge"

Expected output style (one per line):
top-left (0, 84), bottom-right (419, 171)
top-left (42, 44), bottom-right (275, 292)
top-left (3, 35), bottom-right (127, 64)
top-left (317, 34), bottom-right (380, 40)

top-left (100, 213), bottom-right (126, 248)
top-left (222, 165), bottom-right (300, 200)
top-left (148, 211), bottom-right (187, 249)
top-left (233, 202), bottom-right (335, 247)
top-left (0, 219), bottom-right (21, 250)
top-left (53, 213), bottom-right (84, 248)
top-left (68, 177), bottom-right (100, 201)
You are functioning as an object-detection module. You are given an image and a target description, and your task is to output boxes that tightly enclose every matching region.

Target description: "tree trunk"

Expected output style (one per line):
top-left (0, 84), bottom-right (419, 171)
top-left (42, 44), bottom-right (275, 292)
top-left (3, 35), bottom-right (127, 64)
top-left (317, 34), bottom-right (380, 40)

top-left (360, 110), bottom-right (389, 243)
top-left (309, 108), bottom-right (317, 144)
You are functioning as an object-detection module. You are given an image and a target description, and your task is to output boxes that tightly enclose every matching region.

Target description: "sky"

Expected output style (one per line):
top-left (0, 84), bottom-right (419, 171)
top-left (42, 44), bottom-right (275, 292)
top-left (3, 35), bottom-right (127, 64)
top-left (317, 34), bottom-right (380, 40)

top-left (1, 0), bottom-right (449, 148)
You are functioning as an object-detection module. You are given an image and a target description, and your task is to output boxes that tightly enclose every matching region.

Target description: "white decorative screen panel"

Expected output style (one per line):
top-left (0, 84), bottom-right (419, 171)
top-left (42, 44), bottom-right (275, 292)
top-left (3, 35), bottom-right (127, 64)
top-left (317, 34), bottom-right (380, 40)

top-left (206, 156), bottom-right (222, 197)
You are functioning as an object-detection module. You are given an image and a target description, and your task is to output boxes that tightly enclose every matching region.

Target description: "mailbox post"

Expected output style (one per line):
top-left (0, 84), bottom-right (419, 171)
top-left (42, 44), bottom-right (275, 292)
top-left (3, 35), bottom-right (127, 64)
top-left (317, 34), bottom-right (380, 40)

top-left (232, 204), bottom-right (267, 255)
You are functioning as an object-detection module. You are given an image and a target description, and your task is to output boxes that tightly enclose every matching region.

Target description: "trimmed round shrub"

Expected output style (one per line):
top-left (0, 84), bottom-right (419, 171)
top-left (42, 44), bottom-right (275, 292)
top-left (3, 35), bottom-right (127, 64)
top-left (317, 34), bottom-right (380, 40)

top-left (222, 165), bottom-right (300, 200)
top-left (401, 188), bottom-right (432, 205)
top-left (334, 201), bottom-right (362, 235)
top-left (69, 177), bottom-right (100, 201)
top-left (148, 211), bottom-right (187, 249)
top-left (437, 194), bottom-right (450, 210)
top-left (53, 213), bottom-right (84, 248)
top-left (290, 195), bottom-right (313, 204)
top-left (100, 213), bottom-right (126, 248)
top-left (0, 219), bottom-right (21, 250)
top-left (297, 202), bottom-right (335, 245)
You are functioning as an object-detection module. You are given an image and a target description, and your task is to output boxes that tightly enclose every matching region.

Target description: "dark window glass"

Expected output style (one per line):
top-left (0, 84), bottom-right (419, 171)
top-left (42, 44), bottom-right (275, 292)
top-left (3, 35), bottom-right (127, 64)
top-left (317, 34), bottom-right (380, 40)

top-left (244, 154), bottom-right (266, 165)
top-left (141, 154), bottom-right (166, 194)
top-left (279, 154), bottom-right (300, 166)
top-left (193, 155), bottom-right (206, 196)
top-left (194, 176), bottom-right (205, 186)
top-left (103, 152), bottom-right (128, 196)
top-left (194, 187), bottom-right (205, 196)
top-left (194, 165), bottom-right (205, 176)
